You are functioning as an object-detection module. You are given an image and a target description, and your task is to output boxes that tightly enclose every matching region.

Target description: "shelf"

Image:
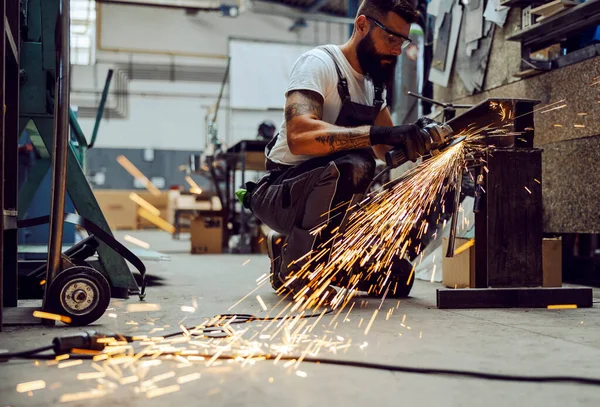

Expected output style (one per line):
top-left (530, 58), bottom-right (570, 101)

top-left (5, 16), bottom-right (18, 61)
top-left (499, 0), bottom-right (544, 7)
top-left (506, 0), bottom-right (600, 47)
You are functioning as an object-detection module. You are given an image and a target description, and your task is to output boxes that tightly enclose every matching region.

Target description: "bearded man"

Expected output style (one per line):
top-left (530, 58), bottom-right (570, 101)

top-left (249, 0), bottom-right (435, 301)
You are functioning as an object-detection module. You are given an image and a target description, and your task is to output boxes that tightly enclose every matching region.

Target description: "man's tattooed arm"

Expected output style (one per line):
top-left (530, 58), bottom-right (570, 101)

top-left (285, 90), bottom-right (371, 155)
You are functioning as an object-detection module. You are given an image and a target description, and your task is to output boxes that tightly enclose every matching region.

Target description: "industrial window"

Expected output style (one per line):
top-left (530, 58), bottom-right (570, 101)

top-left (70, 0), bottom-right (96, 65)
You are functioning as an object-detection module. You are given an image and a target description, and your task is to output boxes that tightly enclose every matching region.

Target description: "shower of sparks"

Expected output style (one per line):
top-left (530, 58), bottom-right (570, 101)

top-left (129, 193), bottom-right (161, 216)
top-left (60, 389), bottom-right (107, 403)
top-left (364, 310), bottom-right (378, 335)
top-left (126, 303), bottom-right (161, 312)
top-left (177, 373), bottom-right (201, 384)
top-left (185, 176), bottom-right (203, 195)
top-left (271, 121), bottom-right (493, 312)
top-left (16, 381), bottom-right (46, 393)
top-left (13, 102), bottom-right (538, 404)
top-left (77, 372), bottom-right (106, 380)
top-left (124, 235), bottom-right (151, 249)
top-left (137, 208), bottom-right (176, 234)
top-left (58, 360), bottom-right (83, 369)
top-left (117, 155), bottom-right (161, 196)
top-left (32, 310), bottom-right (72, 324)
top-left (548, 304), bottom-right (577, 309)
top-left (256, 295), bottom-right (268, 311)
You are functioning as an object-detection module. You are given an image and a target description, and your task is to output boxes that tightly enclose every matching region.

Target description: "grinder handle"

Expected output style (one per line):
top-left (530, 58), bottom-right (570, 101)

top-left (385, 148), bottom-right (408, 168)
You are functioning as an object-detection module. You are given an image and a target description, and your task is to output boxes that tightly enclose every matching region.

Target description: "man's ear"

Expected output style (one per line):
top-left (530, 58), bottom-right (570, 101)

top-left (355, 15), bottom-right (369, 37)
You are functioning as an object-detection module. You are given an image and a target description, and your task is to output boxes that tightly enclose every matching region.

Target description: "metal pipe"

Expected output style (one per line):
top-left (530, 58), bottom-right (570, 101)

top-left (89, 69), bottom-right (114, 149)
top-left (212, 57), bottom-right (230, 124)
top-left (96, 0), bottom-right (221, 12)
top-left (407, 91), bottom-right (472, 109)
top-left (244, 0), bottom-right (355, 24)
top-left (43, 0), bottom-right (71, 311)
top-left (445, 177), bottom-right (462, 258)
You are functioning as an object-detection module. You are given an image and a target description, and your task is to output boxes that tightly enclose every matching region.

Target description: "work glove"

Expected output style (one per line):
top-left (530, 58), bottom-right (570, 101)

top-left (369, 124), bottom-right (429, 162)
top-left (414, 116), bottom-right (441, 129)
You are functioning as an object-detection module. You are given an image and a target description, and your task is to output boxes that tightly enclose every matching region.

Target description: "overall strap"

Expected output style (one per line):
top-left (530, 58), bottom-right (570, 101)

top-left (373, 85), bottom-right (384, 110)
top-left (320, 47), bottom-right (351, 103)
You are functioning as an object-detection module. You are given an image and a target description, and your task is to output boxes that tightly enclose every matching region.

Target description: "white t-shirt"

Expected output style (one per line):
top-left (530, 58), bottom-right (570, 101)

top-left (267, 44), bottom-right (387, 166)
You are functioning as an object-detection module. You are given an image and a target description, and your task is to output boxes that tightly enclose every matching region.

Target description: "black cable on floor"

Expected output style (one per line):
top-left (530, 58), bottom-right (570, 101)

top-left (7, 351), bottom-right (600, 387)
top-left (3, 311), bottom-right (600, 388)
top-left (293, 356), bottom-right (600, 387)
top-left (0, 345), bottom-right (54, 360)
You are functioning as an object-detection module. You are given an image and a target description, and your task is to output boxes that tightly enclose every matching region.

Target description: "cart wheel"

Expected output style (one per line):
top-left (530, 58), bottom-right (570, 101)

top-left (47, 266), bottom-right (111, 326)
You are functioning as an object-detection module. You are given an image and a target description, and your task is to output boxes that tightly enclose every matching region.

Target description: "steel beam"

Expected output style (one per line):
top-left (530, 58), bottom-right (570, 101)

top-left (437, 287), bottom-right (594, 309)
top-left (246, 1), bottom-right (355, 24)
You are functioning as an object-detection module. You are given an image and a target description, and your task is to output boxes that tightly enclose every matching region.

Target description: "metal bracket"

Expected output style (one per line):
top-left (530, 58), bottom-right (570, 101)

top-left (3, 210), bottom-right (18, 230)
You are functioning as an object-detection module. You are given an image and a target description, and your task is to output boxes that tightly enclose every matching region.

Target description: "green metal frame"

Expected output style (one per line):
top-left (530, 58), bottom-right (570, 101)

top-left (17, 0), bottom-right (136, 294)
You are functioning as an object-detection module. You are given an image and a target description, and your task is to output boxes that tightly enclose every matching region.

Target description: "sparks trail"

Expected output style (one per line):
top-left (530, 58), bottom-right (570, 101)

top-left (281, 115), bottom-right (515, 312)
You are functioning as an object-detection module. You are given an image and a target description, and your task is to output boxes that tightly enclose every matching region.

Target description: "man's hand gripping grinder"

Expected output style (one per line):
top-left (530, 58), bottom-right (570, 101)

top-left (385, 123), bottom-right (464, 168)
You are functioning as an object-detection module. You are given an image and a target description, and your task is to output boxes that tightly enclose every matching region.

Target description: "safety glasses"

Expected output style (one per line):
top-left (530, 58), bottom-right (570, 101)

top-left (366, 16), bottom-right (412, 51)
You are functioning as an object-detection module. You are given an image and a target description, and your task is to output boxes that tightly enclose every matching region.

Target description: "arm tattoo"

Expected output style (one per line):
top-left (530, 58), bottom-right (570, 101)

top-left (285, 90), bottom-right (370, 153)
top-left (315, 131), bottom-right (371, 153)
top-left (285, 90), bottom-right (324, 122)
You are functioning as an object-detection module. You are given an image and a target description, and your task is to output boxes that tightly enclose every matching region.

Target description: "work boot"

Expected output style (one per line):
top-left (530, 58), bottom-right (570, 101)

top-left (267, 230), bottom-right (287, 292)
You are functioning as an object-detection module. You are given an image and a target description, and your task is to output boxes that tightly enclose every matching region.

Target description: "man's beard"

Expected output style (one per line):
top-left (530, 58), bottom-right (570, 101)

top-left (356, 33), bottom-right (397, 86)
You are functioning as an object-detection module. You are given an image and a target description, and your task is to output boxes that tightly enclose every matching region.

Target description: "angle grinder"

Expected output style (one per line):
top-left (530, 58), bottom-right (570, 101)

top-left (385, 123), bottom-right (465, 168)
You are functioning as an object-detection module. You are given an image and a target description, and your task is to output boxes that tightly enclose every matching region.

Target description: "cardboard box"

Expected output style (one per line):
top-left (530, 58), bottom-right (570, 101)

top-left (191, 216), bottom-right (223, 254)
top-left (442, 237), bottom-right (476, 288)
top-left (531, 44), bottom-right (562, 61)
top-left (542, 238), bottom-right (562, 287)
top-left (441, 237), bottom-right (563, 288)
top-left (94, 190), bottom-right (138, 230)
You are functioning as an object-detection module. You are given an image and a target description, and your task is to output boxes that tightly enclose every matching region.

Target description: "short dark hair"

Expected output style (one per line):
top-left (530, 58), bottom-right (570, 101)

top-left (357, 0), bottom-right (419, 24)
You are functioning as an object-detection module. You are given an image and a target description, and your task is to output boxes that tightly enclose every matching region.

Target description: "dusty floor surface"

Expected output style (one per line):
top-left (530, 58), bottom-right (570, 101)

top-left (1, 230), bottom-right (599, 406)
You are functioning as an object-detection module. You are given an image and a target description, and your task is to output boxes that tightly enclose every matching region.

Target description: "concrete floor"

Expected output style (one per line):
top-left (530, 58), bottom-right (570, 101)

top-left (1, 230), bottom-right (600, 406)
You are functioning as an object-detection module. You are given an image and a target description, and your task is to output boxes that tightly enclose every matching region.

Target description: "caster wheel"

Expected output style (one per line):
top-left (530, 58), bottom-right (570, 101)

top-left (47, 266), bottom-right (111, 326)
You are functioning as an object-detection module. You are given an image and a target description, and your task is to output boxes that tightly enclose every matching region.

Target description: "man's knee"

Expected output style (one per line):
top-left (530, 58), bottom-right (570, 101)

top-left (334, 151), bottom-right (376, 192)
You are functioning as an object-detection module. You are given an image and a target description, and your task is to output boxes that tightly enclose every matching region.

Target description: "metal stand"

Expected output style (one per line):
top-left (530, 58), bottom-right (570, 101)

top-left (436, 98), bottom-right (593, 309)
top-left (18, 0), bottom-right (136, 298)
top-left (1, 0), bottom-right (21, 330)
top-left (41, 0), bottom-right (70, 324)
top-left (222, 140), bottom-right (268, 253)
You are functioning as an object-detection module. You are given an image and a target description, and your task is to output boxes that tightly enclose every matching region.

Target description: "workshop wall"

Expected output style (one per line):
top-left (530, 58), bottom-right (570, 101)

top-left (97, 3), bottom-right (347, 60)
top-left (85, 147), bottom-right (214, 192)
top-left (433, 9), bottom-right (523, 102)
top-left (431, 9), bottom-right (600, 234)
top-left (73, 3), bottom-right (347, 154)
